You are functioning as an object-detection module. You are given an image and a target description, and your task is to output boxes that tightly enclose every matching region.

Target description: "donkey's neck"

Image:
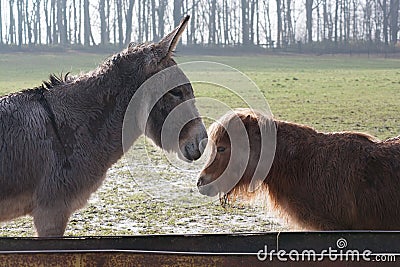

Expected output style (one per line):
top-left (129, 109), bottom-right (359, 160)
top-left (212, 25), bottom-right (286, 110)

top-left (76, 62), bottom-right (141, 103)
top-left (48, 62), bottom-right (147, 167)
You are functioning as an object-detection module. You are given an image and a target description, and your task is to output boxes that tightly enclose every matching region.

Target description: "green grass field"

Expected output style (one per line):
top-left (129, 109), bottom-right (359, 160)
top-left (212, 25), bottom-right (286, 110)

top-left (0, 52), bottom-right (399, 236)
top-left (1, 52), bottom-right (398, 138)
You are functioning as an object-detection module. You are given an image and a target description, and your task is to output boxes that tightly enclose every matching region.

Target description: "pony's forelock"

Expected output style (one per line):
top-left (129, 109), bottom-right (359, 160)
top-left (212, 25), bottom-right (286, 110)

top-left (208, 108), bottom-right (263, 142)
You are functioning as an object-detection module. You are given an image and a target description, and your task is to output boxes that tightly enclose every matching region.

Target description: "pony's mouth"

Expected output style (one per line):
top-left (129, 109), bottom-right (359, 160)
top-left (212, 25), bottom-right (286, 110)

top-left (197, 185), bottom-right (217, 196)
top-left (197, 175), bottom-right (221, 197)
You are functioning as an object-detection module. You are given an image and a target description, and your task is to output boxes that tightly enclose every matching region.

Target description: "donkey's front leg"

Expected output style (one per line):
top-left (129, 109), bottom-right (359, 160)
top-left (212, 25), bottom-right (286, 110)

top-left (32, 205), bottom-right (72, 237)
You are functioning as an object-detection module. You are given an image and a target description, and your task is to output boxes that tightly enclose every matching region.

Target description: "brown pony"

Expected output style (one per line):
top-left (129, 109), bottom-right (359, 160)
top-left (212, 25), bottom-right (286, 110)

top-left (197, 108), bottom-right (400, 230)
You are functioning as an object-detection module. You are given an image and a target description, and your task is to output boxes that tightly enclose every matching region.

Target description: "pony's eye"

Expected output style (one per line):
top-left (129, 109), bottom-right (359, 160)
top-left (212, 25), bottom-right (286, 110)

top-left (169, 89), bottom-right (183, 98)
top-left (217, 146), bottom-right (226, 153)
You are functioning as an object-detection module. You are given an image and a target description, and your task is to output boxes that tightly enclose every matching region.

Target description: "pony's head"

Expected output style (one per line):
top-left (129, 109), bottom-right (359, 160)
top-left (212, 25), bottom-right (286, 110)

top-left (120, 16), bottom-right (207, 161)
top-left (197, 109), bottom-right (274, 198)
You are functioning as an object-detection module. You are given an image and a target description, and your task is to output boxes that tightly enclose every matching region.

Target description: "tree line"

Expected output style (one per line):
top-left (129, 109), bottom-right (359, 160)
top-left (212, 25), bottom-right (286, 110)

top-left (0, 0), bottom-right (399, 52)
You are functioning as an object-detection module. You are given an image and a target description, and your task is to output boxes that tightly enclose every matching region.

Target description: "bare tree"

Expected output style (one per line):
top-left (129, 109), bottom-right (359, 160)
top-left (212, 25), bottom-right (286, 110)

top-left (57, 0), bottom-right (68, 45)
top-left (63, 0), bottom-right (68, 44)
top-left (276, 0), bottom-right (283, 47)
top-left (390, 0), bottom-right (399, 44)
top-left (51, 0), bottom-right (57, 44)
top-left (9, 0), bottom-right (16, 44)
top-left (72, 0), bottom-right (77, 44)
top-left (25, 0), bottom-right (33, 44)
top-left (334, 0), bottom-right (339, 44)
top-left (322, 0), bottom-right (328, 40)
top-left (363, 0), bottom-right (373, 42)
top-left (173, 0), bottom-right (183, 47)
top-left (186, 0), bottom-right (195, 44)
top-left (0, 0), bottom-right (398, 51)
top-left (174, 0), bottom-right (182, 26)
top-left (286, 0), bottom-right (295, 44)
top-left (222, 0), bottom-right (229, 44)
top-left (249, 0), bottom-right (256, 44)
top-left (352, 0), bottom-right (358, 41)
top-left (83, 0), bottom-right (91, 45)
top-left (34, 0), bottom-right (41, 44)
top-left (17, 0), bottom-right (23, 46)
top-left (216, 1), bottom-right (223, 44)
top-left (44, 0), bottom-right (51, 44)
top-left (151, 0), bottom-right (157, 41)
top-left (306, 0), bottom-right (314, 43)
top-left (68, 1), bottom-right (72, 42)
top-left (78, 0), bottom-right (82, 44)
top-left (242, 0), bottom-right (250, 45)
top-left (158, 0), bottom-right (167, 38)
top-left (142, 0), bottom-right (148, 41)
top-left (342, 0), bottom-right (349, 42)
top-left (106, 0), bottom-right (110, 44)
top-left (99, 0), bottom-right (108, 45)
top-left (115, 0), bottom-right (123, 46)
top-left (256, 0), bottom-right (260, 45)
top-left (137, 0), bottom-right (142, 42)
top-left (124, 0), bottom-right (134, 44)
top-left (0, 0), bottom-right (3, 44)
top-left (229, 1), bottom-right (240, 44)
top-left (209, 0), bottom-right (217, 44)
top-left (380, 0), bottom-right (389, 45)
top-left (375, 0), bottom-right (382, 43)
top-left (261, 0), bottom-right (272, 46)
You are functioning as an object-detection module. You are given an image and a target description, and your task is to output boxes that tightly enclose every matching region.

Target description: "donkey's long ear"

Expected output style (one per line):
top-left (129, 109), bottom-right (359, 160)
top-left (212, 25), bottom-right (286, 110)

top-left (156, 15), bottom-right (190, 61)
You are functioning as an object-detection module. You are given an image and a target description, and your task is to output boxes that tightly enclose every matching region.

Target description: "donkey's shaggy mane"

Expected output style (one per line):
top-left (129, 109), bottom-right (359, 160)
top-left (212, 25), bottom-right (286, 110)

top-left (2, 73), bottom-right (73, 100)
top-left (41, 73), bottom-right (72, 90)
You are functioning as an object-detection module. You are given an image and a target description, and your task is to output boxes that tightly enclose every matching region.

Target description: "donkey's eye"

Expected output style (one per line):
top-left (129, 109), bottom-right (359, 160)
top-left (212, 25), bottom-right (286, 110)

top-left (169, 89), bottom-right (183, 98)
top-left (217, 146), bottom-right (226, 153)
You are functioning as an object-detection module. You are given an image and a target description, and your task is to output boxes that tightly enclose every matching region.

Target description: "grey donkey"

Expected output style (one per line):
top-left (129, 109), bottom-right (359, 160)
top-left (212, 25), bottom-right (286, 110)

top-left (0, 16), bottom-right (207, 236)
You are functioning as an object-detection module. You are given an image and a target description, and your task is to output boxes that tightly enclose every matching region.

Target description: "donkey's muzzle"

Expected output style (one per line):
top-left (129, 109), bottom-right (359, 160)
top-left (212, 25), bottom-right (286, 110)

top-left (183, 143), bottom-right (201, 161)
top-left (180, 121), bottom-right (207, 161)
top-left (182, 136), bottom-right (206, 161)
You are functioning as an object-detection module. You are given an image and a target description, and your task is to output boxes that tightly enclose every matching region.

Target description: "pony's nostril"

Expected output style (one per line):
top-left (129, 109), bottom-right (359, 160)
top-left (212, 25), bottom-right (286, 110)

top-left (197, 176), bottom-right (204, 187)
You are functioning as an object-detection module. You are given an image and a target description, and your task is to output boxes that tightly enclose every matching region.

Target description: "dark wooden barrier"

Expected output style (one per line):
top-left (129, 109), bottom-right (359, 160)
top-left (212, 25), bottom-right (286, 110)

top-left (0, 232), bottom-right (399, 266)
